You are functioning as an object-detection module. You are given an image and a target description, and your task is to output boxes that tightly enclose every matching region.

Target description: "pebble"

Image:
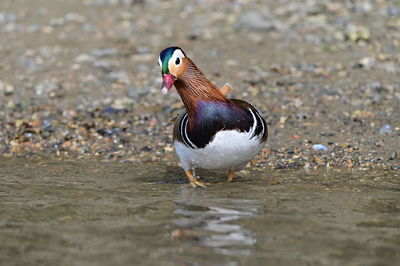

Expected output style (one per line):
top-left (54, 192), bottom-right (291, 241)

top-left (0, 81), bottom-right (14, 95)
top-left (389, 152), bottom-right (397, 160)
top-left (312, 144), bottom-right (329, 152)
top-left (387, 7), bottom-right (400, 17)
top-left (379, 125), bottom-right (393, 135)
top-left (0, 12), bottom-right (17, 23)
top-left (34, 80), bottom-right (60, 96)
top-left (75, 54), bottom-right (95, 63)
top-left (344, 24), bottom-right (370, 43)
top-left (0, 0), bottom-right (398, 171)
top-left (355, 57), bottom-right (375, 69)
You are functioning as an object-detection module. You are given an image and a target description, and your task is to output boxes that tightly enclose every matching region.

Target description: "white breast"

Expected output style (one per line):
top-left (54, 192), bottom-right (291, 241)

top-left (174, 129), bottom-right (264, 171)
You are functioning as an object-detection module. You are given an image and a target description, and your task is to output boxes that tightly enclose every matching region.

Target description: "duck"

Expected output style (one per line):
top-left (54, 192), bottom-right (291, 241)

top-left (158, 46), bottom-right (268, 187)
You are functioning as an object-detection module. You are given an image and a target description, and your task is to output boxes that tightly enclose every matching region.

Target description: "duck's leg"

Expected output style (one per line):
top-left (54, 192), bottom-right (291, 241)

top-left (192, 167), bottom-right (198, 179)
top-left (227, 170), bottom-right (236, 182)
top-left (185, 170), bottom-right (207, 188)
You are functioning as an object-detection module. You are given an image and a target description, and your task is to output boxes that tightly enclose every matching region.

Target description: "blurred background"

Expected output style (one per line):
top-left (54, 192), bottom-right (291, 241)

top-left (0, 0), bottom-right (399, 169)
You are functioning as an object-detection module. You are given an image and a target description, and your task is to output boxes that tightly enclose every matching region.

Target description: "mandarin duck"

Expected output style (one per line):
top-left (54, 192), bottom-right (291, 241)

top-left (158, 47), bottom-right (268, 187)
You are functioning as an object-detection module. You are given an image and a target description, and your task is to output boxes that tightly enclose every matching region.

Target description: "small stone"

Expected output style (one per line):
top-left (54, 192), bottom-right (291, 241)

top-left (0, 81), bottom-right (14, 95)
top-left (387, 7), bottom-right (400, 17)
top-left (312, 144), bottom-right (328, 151)
top-left (353, 110), bottom-right (375, 118)
top-left (379, 125), bottom-right (393, 135)
top-left (355, 57), bottom-right (375, 69)
top-left (171, 229), bottom-right (200, 241)
top-left (101, 106), bottom-right (125, 116)
top-left (344, 25), bottom-right (370, 43)
top-left (389, 152), bottom-right (397, 160)
top-left (0, 12), bottom-right (17, 23)
top-left (225, 59), bottom-right (238, 67)
top-left (34, 80), bottom-right (60, 96)
top-left (75, 54), bottom-right (94, 63)
top-left (141, 146), bottom-right (152, 152)
top-left (41, 119), bottom-right (53, 130)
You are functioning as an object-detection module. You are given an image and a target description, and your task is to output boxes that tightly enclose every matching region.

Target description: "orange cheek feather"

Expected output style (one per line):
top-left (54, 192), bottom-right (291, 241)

top-left (169, 63), bottom-right (177, 76)
top-left (169, 60), bottom-right (186, 79)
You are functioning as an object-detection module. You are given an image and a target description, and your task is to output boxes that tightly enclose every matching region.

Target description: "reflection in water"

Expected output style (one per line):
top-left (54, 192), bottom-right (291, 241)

top-left (173, 186), bottom-right (259, 256)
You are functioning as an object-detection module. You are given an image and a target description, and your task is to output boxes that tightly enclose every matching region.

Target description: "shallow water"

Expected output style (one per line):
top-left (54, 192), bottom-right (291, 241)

top-left (0, 159), bottom-right (399, 266)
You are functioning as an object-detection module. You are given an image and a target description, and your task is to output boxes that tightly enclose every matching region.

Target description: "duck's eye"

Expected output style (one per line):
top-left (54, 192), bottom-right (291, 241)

top-left (175, 57), bottom-right (180, 65)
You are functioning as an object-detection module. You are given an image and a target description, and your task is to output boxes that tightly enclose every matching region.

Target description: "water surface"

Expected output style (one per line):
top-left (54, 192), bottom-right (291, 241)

top-left (0, 159), bottom-right (399, 265)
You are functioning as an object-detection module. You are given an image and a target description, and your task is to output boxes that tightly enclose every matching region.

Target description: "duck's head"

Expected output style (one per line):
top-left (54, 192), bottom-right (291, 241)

top-left (158, 46), bottom-right (187, 94)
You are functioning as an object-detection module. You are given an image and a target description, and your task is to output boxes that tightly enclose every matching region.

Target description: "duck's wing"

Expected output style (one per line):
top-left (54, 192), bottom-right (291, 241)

top-left (173, 110), bottom-right (197, 149)
top-left (230, 99), bottom-right (268, 142)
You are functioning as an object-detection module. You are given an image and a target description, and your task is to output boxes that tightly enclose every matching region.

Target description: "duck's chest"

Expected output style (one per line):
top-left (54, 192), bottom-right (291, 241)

top-left (174, 128), bottom-right (264, 170)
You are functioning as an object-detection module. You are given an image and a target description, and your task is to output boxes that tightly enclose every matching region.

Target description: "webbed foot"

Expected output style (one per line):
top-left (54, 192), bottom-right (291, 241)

top-left (185, 170), bottom-right (208, 188)
top-left (227, 170), bottom-right (236, 182)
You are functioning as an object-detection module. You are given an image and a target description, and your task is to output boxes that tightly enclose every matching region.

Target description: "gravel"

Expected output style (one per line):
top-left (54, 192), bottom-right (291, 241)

top-left (0, 0), bottom-right (399, 170)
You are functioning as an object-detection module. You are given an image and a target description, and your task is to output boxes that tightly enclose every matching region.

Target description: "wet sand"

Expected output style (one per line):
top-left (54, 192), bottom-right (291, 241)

top-left (1, 159), bottom-right (399, 265)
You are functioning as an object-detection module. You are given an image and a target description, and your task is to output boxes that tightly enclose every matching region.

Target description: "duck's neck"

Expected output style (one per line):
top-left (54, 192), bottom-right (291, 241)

top-left (174, 59), bottom-right (229, 120)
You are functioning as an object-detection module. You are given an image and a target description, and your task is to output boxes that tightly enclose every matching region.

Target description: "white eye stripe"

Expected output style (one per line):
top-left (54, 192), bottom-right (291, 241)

top-left (172, 49), bottom-right (185, 59)
top-left (168, 49), bottom-right (185, 68)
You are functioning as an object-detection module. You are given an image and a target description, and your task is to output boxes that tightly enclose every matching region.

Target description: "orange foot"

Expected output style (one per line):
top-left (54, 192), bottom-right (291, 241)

top-left (227, 170), bottom-right (236, 182)
top-left (185, 170), bottom-right (208, 188)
